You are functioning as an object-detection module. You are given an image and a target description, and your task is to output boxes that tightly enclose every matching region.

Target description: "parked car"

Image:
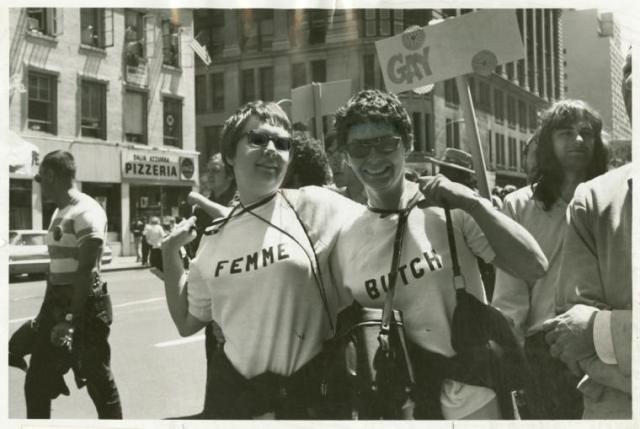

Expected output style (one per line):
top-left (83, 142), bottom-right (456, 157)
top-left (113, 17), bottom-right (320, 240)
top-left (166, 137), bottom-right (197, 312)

top-left (9, 230), bottom-right (113, 279)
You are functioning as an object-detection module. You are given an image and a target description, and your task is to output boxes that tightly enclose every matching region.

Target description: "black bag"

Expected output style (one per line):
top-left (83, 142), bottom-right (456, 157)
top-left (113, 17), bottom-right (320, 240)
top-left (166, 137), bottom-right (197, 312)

top-left (444, 207), bottom-right (534, 419)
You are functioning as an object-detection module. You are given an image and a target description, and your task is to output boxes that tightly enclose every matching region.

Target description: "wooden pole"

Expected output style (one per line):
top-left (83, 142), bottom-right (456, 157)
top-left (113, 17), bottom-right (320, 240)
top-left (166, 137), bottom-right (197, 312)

top-left (312, 82), bottom-right (325, 144)
top-left (455, 74), bottom-right (490, 199)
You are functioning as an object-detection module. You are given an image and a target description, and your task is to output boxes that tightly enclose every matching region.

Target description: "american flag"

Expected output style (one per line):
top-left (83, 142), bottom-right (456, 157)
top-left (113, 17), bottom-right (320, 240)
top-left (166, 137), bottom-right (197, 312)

top-left (189, 38), bottom-right (211, 66)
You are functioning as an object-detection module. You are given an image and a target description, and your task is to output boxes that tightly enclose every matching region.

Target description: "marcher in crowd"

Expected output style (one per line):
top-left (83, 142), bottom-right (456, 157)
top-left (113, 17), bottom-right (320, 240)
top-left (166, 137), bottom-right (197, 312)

top-left (542, 48), bottom-right (632, 419)
top-left (141, 217), bottom-right (150, 266)
top-left (282, 132), bottom-right (332, 188)
top-left (25, 150), bottom-right (122, 418)
top-left (492, 99), bottom-right (609, 418)
top-left (131, 217), bottom-right (144, 262)
top-left (144, 216), bottom-right (165, 271)
top-left (161, 101), bottom-right (362, 419)
top-left (330, 89), bottom-right (547, 419)
top-left (325, 131), bottom-right (367, 204)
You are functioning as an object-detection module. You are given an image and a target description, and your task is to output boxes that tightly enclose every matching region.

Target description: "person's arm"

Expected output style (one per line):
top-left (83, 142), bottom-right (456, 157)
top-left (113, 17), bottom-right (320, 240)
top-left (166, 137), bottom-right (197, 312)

top-left (187, 191), bottom-right (231, 219)
top-left (419, 175), bottom-right (548, 281)
top-left (491, 270), bottom-right (531, 345)
top-left (70, 238), bottom-right (102, 316)
top-left (161, 216), bottom-right (208, 337)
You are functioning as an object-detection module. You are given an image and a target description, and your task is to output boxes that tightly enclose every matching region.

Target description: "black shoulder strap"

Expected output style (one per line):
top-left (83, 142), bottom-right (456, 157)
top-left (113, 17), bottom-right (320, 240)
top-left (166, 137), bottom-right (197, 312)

top-left (444, 207), bottom-right (466, 291)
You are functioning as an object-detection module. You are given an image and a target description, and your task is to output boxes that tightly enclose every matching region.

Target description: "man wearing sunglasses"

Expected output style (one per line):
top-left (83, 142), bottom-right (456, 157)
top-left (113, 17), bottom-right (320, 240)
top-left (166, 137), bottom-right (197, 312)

top-left (25, 150), bottom-right (122, 418)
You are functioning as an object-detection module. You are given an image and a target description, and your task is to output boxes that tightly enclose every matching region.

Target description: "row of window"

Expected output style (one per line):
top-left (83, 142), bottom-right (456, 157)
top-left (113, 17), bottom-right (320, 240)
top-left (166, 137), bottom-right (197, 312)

top-left (25, 8), bottom-right (182, 68)
top-left (491, 132), bottom-right (528, 171)
top-left (26, 70), bottom-right (183, 147)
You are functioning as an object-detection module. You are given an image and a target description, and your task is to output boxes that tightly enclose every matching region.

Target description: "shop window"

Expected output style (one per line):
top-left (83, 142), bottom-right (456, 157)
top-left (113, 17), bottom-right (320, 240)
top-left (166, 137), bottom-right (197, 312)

top-left (444, 79), bottom-right (459, 106)
top-left (241, 9), bottom-right (273, 53)
top-left (124, 89), bottom-right (147, 143)
top-left (507, 96), bottom-right (516, 128)
top-left (81, 80), bottom-right (107, 139)
top-left (210, 72), bottom-right (224, 111)
top-left (162, 18), bottom-right (181, 68)
top-left (80, 8), bottom-right (114, 49)
top-left (28, 71), bottom-right (57, 134)
top-left (25, 8), bottom-right (63, 36)
top-left (163, 97), bottom-right (182, 148)
top-left (195, 75), bottom-right (207, 113)
top-left (259, 66), bottom-right (274, 102)
top-left (494, 89), bottom-right (504, 123)
top-left (241, 69), bottom-right (255, 104)
top-left (9, 179), bottom-right (33, 230)
top-left (82, 182), bottom-right (121, 236)
top-left (291, 62), bottom-right (306, 88)
top-left (308, 10), bottom-right (328, 44)
top-left (311, 60), bottom-right (326, 83)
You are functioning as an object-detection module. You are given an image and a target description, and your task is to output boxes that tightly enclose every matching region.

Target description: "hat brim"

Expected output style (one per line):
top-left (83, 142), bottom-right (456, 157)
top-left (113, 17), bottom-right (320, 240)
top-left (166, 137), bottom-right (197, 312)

top-left (428, 158), bottom-right (475, 175)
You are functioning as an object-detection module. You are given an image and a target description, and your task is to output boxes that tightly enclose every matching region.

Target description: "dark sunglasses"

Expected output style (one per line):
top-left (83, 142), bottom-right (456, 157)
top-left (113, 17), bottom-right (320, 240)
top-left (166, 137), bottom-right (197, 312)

top-left (346, 135), bottom-right (402, 158)
top-left (246, 130), bottom-right (293, 151)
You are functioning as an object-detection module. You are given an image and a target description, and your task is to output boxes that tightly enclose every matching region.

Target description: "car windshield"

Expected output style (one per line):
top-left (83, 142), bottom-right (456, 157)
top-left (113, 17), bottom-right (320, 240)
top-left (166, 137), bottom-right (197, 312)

top-left (15, 233), bottom-right (46, 246)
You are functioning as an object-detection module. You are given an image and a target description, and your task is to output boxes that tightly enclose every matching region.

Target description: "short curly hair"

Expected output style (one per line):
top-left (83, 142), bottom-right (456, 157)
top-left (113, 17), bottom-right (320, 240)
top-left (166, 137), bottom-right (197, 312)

top-left (219, 101), bottom-right (292, 172)
top-left (333, 89), bottom-right (413, 152)
top-left (282, 132), bottom-right (332, 188)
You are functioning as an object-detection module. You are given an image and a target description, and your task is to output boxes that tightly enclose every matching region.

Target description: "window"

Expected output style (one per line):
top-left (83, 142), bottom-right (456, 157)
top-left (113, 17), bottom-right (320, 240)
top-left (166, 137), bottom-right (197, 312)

top-left (241, 10), bottom-right (273, 53)
top-left (518, 100), bottom-right (527, 131)
top-left (241, 69), bottom-right (255, 104)
top-left (308, 10), bottom-right (328, 44)
top-left (424, 113), bottom-right (433, 153)
top-left (520, 140), bottom-right (527, 172)
top-left (291, 63), bottom-right (306, 88)
top-left (412, 112), bottom-right (422, 152)
top-left (124, 90), bottom-right (146, 143)
top-left (163, 97), bottom-right (182, 147)
top-left (362, 9), bottom-right (404, 37)
top-left (124, 10), bottom-right (145, 65)
top-left (259, 67), bottom-right (274, 101)
top-left (194, 10), bottom-right (224, 59)
top-left (446, 118), bottom-right (460, 149)
top-left (210, 73), bottom-right (224, 111)
top-left (467, 77), bottom-right (476, 104)
top-left (403, 9), bottom-right (432, 29)
top-left (10, 180), bottom-right (33, 230)
top-left (494, 89), bottom-right (504, 123)
top-left (162, 18), bottom-right (181, 67)
top-left (495, 133), bottom-right (505, 167)
top-left (507, 96), bottom-right (516, 128)
top-left (25, 8), bottom-right (62, 36)
top-left (363, 54), bottom-right (375, 89)
top-left (204, 125), bottom-right (223, 161)
top-left (508, 137), bottom-right (518, 169)
top-left (477, 81), bottom-right (491, 112)
top-left (80, 80), bottom-right (106, 139)
top-left (311, 60), bottom-right (327, 83)
top-left (80, 9), bottom-right (113, 49)
top-left (444, 79), bottom-right (459, 105)
top-left (195, 75), bottom-right (206, 113)
top-left (27, 71), bottom-right (57, 134)
top-left (529, 106), bottom-right (538, 130)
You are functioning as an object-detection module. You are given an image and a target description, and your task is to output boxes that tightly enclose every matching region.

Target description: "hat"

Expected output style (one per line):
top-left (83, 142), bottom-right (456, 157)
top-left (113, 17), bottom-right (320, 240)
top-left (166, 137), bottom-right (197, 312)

top-left (429, 148), bottom-right (475, 175)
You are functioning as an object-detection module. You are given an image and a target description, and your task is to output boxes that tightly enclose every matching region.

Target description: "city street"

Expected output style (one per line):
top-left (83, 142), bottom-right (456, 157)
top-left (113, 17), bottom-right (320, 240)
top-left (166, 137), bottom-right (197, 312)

top-left (8, 268), bottom-right (207, 419)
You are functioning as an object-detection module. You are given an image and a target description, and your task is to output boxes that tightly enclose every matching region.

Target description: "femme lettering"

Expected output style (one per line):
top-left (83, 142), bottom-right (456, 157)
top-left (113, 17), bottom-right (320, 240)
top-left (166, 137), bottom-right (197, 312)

top-left (364, 249), bottom-right (443, 299)
top-left (387, 46), bottom-right (432, 85)
top-left (214, 243), bottom-right (290, 277)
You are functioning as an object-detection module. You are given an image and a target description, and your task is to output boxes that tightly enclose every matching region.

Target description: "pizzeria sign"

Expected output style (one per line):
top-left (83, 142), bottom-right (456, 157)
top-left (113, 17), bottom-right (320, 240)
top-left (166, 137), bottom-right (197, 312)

top-left (121, 150), bottom-right (196, 182)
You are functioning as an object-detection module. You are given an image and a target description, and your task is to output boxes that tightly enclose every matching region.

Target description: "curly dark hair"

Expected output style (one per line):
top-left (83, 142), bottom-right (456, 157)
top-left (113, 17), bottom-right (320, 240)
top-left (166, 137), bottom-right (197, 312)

top-left (282, 132), bottom-right (332, 188)
top-left (333, 89), bottom-right (413, 151)
top-left (219, 101), bottom-right (292, 174)
top-left (532, 99), bottom-right (609, 211)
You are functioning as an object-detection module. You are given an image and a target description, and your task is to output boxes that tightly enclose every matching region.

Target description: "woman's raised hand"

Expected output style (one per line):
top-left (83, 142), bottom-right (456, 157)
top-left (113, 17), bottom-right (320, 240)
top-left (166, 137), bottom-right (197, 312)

top-left (161, 216), bottom-right (197, 250)
top-left (417, 174), bottom-right (481, 212)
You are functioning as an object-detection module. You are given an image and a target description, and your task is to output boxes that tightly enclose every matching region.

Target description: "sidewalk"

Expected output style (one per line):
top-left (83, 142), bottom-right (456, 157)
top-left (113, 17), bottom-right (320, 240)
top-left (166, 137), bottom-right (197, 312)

top-left (102, 255), bottom-right (148, 273)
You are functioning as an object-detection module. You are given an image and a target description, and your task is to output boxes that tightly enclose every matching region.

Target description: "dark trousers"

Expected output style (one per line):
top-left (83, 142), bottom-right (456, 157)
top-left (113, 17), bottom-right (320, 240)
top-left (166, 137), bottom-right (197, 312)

top-left (523, 331), bottom-right (583, 419)
top-left (149, 248), bottom-right (163, 271)
top-left (141, 238), bottom-right (150, 264)
top-left (25, 284), bottom-right (122, 419)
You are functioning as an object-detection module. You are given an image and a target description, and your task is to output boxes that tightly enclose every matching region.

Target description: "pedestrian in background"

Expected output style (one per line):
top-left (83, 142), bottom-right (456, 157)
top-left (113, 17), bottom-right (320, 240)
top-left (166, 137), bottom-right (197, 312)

top-left (141, 217), bottom-right (150, 266)
top-left (25, 150), bottom-right (122, 418)
top-left (131, 217), bottom-right (144, 262)
top-left (492, 99), bottom-right (609, 419)
top-left (144, 216), bottom-right (165, 271)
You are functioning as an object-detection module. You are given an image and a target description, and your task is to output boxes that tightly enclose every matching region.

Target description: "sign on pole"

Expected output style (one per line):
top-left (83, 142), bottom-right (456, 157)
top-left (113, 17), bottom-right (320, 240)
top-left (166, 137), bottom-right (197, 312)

top-left (291, 79), bottom-right (352, 133)
top-left (375, 9), bottom-right (524, 94)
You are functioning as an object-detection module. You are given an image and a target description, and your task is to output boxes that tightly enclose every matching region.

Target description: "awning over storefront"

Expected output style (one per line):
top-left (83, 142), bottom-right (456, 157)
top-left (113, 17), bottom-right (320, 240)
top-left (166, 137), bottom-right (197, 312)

top-left (9, 130), bottom-right (40, 177)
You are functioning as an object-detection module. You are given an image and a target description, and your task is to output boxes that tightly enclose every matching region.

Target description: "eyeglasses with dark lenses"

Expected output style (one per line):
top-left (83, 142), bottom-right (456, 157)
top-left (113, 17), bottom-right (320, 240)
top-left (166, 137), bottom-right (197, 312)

top-left (346, 136), bottom-right (402, 158)
top-left (246, 130), bottom-right (293, 151)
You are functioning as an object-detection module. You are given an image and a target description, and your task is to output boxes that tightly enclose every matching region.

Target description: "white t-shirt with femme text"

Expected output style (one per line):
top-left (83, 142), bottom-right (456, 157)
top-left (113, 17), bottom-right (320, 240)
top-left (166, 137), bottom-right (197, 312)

top-left (187, 186), bottom-right (363, 379)
top-left (331, 187), bottom-right (497, 419)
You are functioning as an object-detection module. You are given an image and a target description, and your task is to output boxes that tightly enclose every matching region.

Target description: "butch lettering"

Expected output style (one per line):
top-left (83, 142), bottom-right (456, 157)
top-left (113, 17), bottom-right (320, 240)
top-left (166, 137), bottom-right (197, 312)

top-left (387, 47), bottom-right (432, 85)
top-left (214, 243), bottom-right (291, 277)
top-left (363, 249), bottom-right (443, 299)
